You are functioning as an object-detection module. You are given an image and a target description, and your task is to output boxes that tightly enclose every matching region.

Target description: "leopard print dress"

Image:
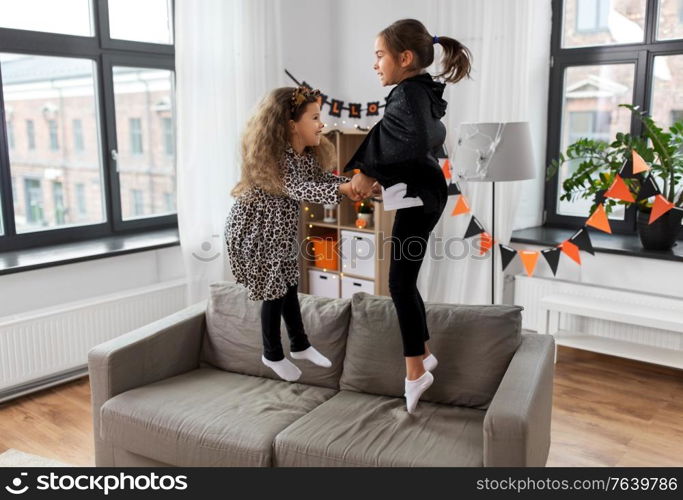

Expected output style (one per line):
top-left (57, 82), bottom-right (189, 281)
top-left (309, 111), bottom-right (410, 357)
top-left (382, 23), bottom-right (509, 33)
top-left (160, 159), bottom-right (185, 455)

top-left (225, 145), bottom-right (348, 301)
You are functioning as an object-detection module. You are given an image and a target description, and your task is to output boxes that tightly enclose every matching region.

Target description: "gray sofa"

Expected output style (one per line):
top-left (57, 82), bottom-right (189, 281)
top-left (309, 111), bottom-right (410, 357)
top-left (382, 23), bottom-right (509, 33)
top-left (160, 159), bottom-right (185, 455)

top-left (88, 281), bottom-right (555, 467)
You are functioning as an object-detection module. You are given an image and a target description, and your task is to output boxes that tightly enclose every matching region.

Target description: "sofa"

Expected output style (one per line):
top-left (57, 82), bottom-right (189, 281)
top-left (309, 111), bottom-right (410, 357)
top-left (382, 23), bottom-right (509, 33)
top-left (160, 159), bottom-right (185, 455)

top-left (88, 281), bottom-right (555, 467)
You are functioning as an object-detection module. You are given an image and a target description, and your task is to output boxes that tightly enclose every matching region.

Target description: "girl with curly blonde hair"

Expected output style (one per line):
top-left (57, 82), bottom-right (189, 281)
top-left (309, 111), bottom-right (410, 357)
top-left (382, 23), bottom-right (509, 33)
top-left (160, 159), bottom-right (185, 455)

top-left (226, 86), bottom-right (368, 382)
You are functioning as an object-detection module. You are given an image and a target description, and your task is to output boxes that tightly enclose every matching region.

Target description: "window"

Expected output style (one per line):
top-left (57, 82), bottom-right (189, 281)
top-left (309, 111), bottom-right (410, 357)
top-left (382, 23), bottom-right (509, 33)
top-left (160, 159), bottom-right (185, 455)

top-left (162, 116), bottom-right (174, 156)
top-left (129, 118), bottom-right (143, 154)
top-left (26, 119), bottom-right (35, 150)
top-left (6, 120), bottom-right (14, 149)
top-left (576, 0), bottom-right (610, 33)
top-left (73, 118), bottom-right (84, 153)
top-left (0, 1), bottom-right (175, 252)
top-left (547, 0), bottom-right (683, 236)
top-left (75, 182), bottom-right (87, 217)
top-left (48, 119), bottom-right (59, 151)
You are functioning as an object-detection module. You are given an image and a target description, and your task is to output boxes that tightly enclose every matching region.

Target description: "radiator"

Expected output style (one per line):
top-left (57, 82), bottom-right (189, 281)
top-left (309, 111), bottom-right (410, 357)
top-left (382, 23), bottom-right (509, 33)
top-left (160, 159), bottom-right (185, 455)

top-left (0, 279), bottom-right (188, 402)
top-left (514, 275), bottom-right (682, 351)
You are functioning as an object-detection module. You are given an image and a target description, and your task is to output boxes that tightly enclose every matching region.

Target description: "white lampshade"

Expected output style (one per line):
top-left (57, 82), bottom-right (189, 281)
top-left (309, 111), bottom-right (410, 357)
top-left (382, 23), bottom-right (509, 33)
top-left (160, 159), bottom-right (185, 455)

top-left (454, 121), bottom-right (536, 182)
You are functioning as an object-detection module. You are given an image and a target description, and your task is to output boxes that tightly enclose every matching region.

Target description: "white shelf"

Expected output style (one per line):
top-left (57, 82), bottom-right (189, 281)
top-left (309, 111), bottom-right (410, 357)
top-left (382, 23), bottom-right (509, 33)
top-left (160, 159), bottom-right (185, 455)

top-left (554, 331), bottom-right (683, 369)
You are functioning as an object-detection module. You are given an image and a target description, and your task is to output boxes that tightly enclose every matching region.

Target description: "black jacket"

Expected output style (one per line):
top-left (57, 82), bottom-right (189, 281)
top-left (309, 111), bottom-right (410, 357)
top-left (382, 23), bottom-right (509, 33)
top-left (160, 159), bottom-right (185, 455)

top-left (343, 73), bottom-right (448, 213)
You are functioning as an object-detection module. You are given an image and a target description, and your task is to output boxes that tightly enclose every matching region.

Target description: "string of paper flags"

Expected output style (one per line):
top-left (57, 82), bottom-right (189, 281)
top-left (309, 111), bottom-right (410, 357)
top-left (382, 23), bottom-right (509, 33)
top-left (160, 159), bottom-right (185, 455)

top-left (286, 70), bottom-right (385, 118)
top-left (444, 149), bottom-right (683, 277)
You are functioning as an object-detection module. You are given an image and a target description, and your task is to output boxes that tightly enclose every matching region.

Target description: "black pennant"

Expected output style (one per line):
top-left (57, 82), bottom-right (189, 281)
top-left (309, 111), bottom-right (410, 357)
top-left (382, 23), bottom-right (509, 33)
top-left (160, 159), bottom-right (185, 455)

top-left (329, 99), bottom-right (344, 117)
top-left (366, 101), bottom-right (380, 116)
top-left (618, 158), bottom-right (639, 179)
top-left (464, 216), bottom-right (485, 239)
top-left (348, 103), bottom-right (361, 119)
top-left (593, 188), bottom-right (607, 206)
top-left (447, 181), bottom-right (461, 196)
top-left (570, 227), bottom-right (595, 256)
top-left (636, 173), bottom-right (661, 201)
top-left (499, 244), bottom-right (518, 271)
top-left (541, 247), bottom-right (561, 276)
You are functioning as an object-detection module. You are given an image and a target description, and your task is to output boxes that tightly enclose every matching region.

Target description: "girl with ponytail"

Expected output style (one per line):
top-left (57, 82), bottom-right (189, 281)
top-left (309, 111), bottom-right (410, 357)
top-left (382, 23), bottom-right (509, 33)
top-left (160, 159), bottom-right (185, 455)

top-left (343, 18), bottom-right (472, 413)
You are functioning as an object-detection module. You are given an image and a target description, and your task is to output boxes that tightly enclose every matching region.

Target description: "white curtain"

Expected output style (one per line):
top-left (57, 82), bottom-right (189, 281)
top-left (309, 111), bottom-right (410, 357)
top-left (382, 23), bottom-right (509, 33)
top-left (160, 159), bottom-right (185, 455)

top-left (417, 0), bottom-right (551, 305)
top-left (175, 0), bottom-right (284, 305)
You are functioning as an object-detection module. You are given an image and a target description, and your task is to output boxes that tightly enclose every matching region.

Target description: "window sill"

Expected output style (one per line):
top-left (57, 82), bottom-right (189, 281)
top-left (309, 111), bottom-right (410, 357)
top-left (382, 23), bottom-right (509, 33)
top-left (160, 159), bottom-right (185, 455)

top-left (511, 225), bottom-right (683, 263)
top-left (0, 228), bottom-right (180, 276)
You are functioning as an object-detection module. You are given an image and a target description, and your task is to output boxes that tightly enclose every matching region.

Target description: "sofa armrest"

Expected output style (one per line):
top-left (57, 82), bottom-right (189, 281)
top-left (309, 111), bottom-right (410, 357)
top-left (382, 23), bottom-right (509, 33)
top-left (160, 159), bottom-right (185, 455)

top-left (87, 299), bottom-right (207, 466)
top-left (483, 333), bottom-right (555, 467)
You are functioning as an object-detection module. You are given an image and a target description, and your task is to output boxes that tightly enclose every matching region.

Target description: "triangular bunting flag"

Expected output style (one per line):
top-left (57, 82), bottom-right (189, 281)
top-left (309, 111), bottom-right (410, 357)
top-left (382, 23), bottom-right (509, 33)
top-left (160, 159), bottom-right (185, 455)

top-left (586, 203), bottom-right (612, 234)
top-left (560, 240), bottom-right (581, 265)
top-left (604, 174), bottom-right (635, 203)
top-left (464, 216), bottom-right (485, 238)
top-left (451, 194), bottom-right (470, 215)
top-left (632, 149), bottom-right (651, 175)
top-left (499, 244), bottom-right (517, 271)
top-left (519, 251), bottom-right (539, 277)
top-left (593, 188), bottom-right (607, 206)
top-left (649, 194), bottom-right (674, 224)
top-left (636, 173), bottom-right (660, 201)
top-left (480, 232), bottom-right (493, 255)
top-left (441, 159), bottom-right (452, 180)
top-left (570, 227), bottom-right (595, 256)
top-left (447, 181), bottom-right (461, 196)
top-left (618, 158), bottom-right (637, 179)
top-left (541, 247), bottom-right (561, 276)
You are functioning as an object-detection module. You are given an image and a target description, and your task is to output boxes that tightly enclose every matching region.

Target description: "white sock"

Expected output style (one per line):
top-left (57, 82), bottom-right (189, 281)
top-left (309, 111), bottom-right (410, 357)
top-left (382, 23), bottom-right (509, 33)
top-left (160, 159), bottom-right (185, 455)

top-left (423, 353), bottom-right (438, 372)
top-left (404, 370), bottom-right (434, 414)
top-left (290, 346), bottom-right (332, 368)
top-left (261, 355), bottom-right (301, 382)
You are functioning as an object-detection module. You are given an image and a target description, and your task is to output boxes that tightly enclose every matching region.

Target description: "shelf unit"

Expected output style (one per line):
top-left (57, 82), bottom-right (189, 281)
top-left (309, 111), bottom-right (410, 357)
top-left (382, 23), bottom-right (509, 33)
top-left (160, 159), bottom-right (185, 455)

top-left (298, 128), bottom-right (395, 298)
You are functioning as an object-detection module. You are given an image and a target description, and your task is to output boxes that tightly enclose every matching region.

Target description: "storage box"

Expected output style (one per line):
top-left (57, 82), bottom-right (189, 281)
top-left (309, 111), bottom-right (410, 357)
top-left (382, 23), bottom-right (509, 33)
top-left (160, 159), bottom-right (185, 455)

top-left (308, 269), bottom-right (339, 298)
top-left (340, 230), bottom-right (375, 279)
top-left (311, 236), bottom-right (338, 270)
top-left (341, 276), bottom-right (374, 298)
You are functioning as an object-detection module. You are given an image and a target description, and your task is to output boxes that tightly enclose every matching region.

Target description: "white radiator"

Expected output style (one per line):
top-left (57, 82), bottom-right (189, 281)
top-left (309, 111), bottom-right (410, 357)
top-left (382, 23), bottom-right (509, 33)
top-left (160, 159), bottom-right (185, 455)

top-left (0, 279), bottom-right (188, 402)
top-left (514, 275), bottom-right (683, 351)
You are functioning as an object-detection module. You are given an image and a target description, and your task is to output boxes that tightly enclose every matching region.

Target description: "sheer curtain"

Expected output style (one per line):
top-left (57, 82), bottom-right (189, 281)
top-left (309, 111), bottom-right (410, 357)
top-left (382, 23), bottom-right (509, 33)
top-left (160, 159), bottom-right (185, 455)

top-left (417, 0), bottom-right (551, 305)
top-left (175, 0), bottom-right (284, 305)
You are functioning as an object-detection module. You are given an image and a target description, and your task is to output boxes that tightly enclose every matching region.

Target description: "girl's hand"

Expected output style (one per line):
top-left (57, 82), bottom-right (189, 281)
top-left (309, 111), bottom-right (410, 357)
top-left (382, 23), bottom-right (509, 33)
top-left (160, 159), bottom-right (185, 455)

top-left (339, 182), bottom-right (363, 201)
top-left (351, 172), bottom-right (377, 199)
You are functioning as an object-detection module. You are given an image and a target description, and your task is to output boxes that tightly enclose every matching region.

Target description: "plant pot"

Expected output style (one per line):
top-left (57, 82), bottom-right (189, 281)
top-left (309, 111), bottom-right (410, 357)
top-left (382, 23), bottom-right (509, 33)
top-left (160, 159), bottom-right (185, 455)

top-left (356, 213), bottom-right (373, 228)
top-left (636, 208), bottom-right (682, 251)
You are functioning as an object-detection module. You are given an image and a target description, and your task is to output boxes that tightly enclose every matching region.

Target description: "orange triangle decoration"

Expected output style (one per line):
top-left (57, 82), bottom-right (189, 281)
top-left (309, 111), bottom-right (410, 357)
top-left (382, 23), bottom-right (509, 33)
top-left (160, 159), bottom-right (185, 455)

top-left (586, 203), bottom-right (612, 234)
top-left (452, 194), bottom-right (470, 215)
top-left (632, 150), bottom-right (650, 174)
top-left (604, 174), bottom-right (635, 203)
top-left (441, 159), bottom-right (452, 180)
top-left (649, 194), bottom-right (674, 224)
top-left (480, 232), bottom-right (493, 255)
top-left (518, 251), bottom-right (539, 276)
top-left (560, 240), bottom-right (581, 265)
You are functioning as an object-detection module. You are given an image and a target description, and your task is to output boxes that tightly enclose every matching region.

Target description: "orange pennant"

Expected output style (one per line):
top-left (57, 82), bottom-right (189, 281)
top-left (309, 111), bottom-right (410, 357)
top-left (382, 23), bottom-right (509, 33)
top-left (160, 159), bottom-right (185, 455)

top-left (560, 240), bottom-right (581, 265)
top-left (649, 194), bottom-right (674, 224)
top-left (452, 194), bottom-right (470, 215)
top-left (604, 174), bottom-right (635, 203)
top-left (441, 159), bottom-right (452, 180)
top-left (480, 232), bottom-right (493, 255)
top-left (518, 251), bottom-right (539, 276)
top-left (632, 150), bottom-right (650, 174)
top-left (586, 203), bottom-right (612, 234)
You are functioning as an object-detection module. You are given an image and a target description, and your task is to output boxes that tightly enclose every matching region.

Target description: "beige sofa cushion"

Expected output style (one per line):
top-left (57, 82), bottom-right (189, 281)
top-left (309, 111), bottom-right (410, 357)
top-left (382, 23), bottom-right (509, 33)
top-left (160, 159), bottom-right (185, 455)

top-left (339, 293), bottom-right (523, 409)
top-left (201, 281), bottom-right (351, 389)
top-left (273, 390), bottom-right (485, 466)
top-left (100, 367), bottom-right (336, 467)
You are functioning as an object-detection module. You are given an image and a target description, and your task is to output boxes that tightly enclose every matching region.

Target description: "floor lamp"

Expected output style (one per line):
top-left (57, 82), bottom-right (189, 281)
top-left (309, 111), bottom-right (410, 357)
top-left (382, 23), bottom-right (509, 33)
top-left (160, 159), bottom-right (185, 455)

top-left (453, 122), bottom-right (536, 304)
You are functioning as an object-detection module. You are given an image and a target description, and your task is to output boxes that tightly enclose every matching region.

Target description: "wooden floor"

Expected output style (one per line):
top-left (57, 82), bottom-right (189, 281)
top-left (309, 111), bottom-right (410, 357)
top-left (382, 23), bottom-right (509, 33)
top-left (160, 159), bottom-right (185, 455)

top-left (0, 345), bottom-right (681, 467)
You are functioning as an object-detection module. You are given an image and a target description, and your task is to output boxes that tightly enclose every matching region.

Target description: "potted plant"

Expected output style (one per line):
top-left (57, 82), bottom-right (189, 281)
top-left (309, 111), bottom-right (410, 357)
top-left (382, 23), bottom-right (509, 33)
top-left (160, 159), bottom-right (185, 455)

top-left (547, 104), bottom-right (683, 250)
top-left (355, 199), bottom-right (374, 229)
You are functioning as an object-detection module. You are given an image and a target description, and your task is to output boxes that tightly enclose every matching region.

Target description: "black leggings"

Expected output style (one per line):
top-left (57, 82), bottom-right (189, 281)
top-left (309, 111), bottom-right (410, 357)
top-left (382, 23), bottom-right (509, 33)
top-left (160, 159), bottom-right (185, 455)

top-left (261, 283), bottom-right (311, 361)
top-left (388, 204), bottom-right (445, 357)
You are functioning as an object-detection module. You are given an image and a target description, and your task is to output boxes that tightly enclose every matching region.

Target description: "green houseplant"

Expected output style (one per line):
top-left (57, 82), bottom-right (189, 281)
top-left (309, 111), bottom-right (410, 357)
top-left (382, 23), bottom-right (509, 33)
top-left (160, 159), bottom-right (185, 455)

top-left (547, 104), bottom-right (683, 250)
